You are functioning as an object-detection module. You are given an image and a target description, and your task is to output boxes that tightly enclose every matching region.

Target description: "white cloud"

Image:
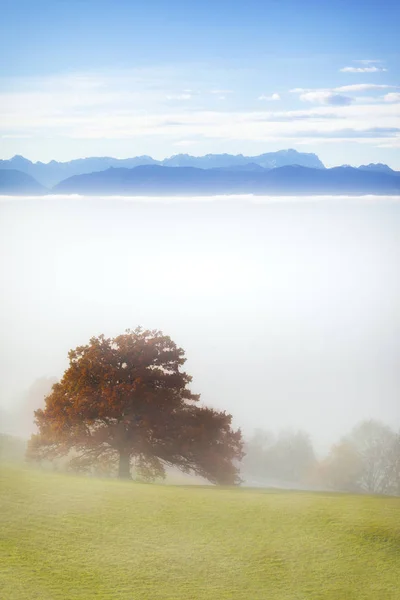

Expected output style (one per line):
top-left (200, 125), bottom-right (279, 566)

top-left (384, 93), bottom-right (400, 103)
top-left (1, 134), bottom-right (32, 139)
top-left (376, 138), bottom-right (400, 149)
top-left (173, 140), bottom-right (197, 147)
top-left (166, 93), bottom-right (192, 101)
top-left (335, 84), bottom-right (393, 92)
top-left (210, 89), bottom-right (234, 94)
top-left (355, 60), bottom-right (382, 65)
top-left (31, 103), bottom-right (400, 145)
top-left (258, 93), bottom-right (280, 101)
top-left (291, 84), bottom-right (398, 107)
top-left (340, 66), bottom-right (387, 73)
top-left (0, 69), bottom-right (399, 151)
top-left (299, 91), bottom-right (353, 106)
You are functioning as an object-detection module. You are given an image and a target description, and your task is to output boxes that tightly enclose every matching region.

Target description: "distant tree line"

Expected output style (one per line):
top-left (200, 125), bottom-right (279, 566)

top-left (241, 420), bottom-right (400, 496)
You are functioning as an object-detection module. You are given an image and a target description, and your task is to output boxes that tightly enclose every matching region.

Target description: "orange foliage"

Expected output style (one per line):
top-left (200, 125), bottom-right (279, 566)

top-left (27, 327), bottom-right (243, 484)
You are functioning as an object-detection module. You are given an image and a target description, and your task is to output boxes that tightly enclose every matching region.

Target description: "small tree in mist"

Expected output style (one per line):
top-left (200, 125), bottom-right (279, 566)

top-left (18, 377), bottom-right (58, 437)
top-left (386, 433), bottom-right (400, 496)
top-left (345, 420), bottom-right (398, 494)
top-left (270, 430), bottom-right (316, 483)
top-left (241, 429), bottom-right (275, 480)
top-left (320, 420), bottom-right (400, 495)
top-left (242, 429), bottom-right (316, 485)
top-left (318, 441), bottom-right (363, 493)
top-left (26, 328), bottom-right (243, 484)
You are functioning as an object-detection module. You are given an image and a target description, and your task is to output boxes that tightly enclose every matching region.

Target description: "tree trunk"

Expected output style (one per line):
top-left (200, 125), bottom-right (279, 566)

top-left (118, 451), bottom-right (131, 479)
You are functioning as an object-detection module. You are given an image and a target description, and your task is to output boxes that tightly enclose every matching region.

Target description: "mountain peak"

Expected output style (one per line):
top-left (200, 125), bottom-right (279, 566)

top-left (11, 155), bottom-right (32, 165)
top-left (359, 163), bottom-right (394, 174)
top-left (277, 148), bottom-right (298, 154)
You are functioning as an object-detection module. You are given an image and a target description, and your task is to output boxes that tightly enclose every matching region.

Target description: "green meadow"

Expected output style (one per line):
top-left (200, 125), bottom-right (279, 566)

top-left (1, 465), bottom-right (399, 600)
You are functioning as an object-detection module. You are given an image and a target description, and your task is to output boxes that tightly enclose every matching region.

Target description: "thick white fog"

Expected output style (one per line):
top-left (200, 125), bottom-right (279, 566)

top-left (1, 195), bottom-right (399, 453)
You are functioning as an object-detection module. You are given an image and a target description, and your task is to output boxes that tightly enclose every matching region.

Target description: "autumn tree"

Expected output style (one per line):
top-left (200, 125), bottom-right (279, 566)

top-left (27, 328), bottom-right (243, 484)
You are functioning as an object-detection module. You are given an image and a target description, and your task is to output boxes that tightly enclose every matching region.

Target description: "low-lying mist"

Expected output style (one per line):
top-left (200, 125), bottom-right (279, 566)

top-left (1, 195), bottom-right (399, 456)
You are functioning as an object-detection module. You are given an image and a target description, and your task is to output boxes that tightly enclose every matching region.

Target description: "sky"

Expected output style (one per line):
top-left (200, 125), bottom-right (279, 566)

top-left (0, 0), bottom-right (399, 167)
top-left (1, 195), bottom-right (399, 454)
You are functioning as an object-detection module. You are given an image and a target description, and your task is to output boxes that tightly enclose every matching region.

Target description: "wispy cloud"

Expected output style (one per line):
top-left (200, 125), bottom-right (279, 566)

top-left (1, 69), bottom-right (399, 152)
top-left (291, 84), bottom-right (398, 105)
top-left (354, 59), bottom-right (384, 65)
top-left (335, 84), bottom-right (394, 92)
top-left (173, 139), bottom-right (197, 147)
top-left (210, 89), bottom-right (234, 95)
top-left (384, 93), bottom-right (400, 103)
top-left (1, 134), bottom-right (33, 139)
top-left (166, 93), bottom-right (192, 101)
top-left (258, 93), bottom-right (280, 101)
top-left (299, 91), bottom-right (353, 106)
top-left (340, 65), bottom-right (387, 73)
top-left (293, 127), bottom-right (400, 139)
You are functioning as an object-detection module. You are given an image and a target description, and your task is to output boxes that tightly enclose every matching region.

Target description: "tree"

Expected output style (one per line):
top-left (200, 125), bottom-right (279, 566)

top-left (270, 430), bottom-right (316, 484)
top-left (241, 429), bottom-right (275, 481)
top-left (386, 433), bottom-right (400, 496)
top-left (17, 377), bottom-right (58, 438)
top-left (27, 328), bottom-right (243, 484)
top-left (345, 420), bottom-right (398, 494)
top-left (318, 440), bottom-right (363, 493)
top-left (319, 420), bottom-right (400, 495)
top-left (241, 428), bottom-right (316, 486)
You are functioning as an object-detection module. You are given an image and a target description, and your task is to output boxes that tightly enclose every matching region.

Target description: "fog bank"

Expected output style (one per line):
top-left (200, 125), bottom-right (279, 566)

top-left (1, 195), bottom-right (399, 453)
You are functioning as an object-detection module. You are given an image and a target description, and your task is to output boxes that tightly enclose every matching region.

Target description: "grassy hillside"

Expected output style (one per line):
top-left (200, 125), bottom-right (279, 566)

top-left (1, 465), bottom-right (399, 599)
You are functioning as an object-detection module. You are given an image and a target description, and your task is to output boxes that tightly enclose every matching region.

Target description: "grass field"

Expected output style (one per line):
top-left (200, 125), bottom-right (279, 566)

top-left (1, 465), bottom-right (399, 600)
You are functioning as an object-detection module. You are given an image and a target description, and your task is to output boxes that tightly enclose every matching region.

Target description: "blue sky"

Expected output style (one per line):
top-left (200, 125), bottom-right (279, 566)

top-left (1, 0), bottom-right (399, 167)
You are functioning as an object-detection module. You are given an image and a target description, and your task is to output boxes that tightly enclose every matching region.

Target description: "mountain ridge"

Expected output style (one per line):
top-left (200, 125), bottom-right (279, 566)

top-left (2, 159), bottom-right (400, 197)
top-left (0, 169), bottom-right (47, 195)
top-left (51, 164), bottom-right (400, 196)
top-left (358, 163), bottom-right (399, 175)
top-left (0, 149), bottom-right (325, 187)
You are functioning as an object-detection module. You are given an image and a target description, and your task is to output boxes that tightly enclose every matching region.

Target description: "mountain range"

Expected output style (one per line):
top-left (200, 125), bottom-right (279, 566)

top-left (0, 169), bottom-right (47, 195)
top-left (0, 149), bottom-right (324, 188)
top-left (51, 164), bottom-right (400, 196)
top-left (0, 151), bottom-right (399, 196)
